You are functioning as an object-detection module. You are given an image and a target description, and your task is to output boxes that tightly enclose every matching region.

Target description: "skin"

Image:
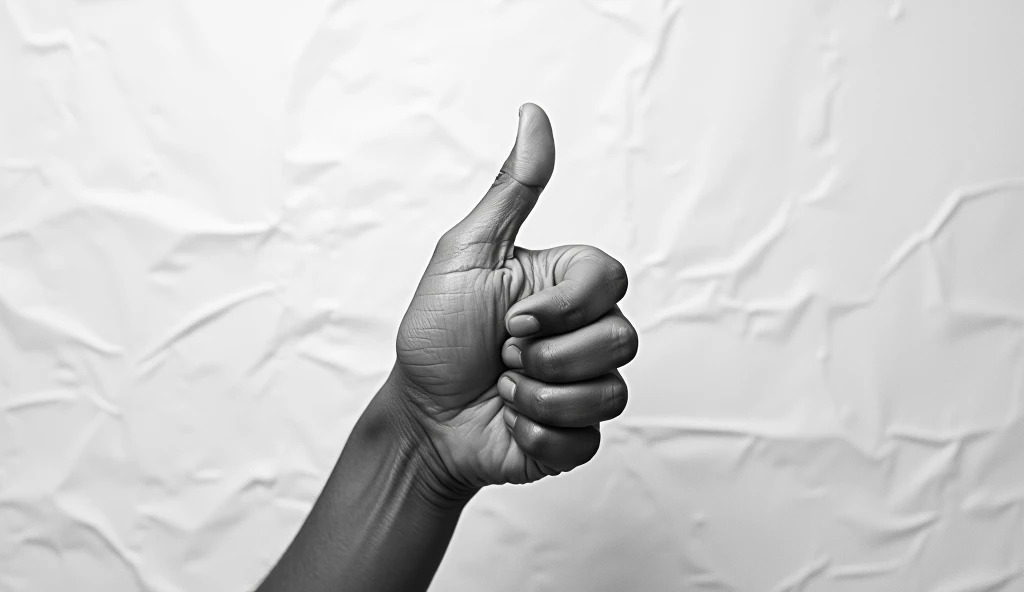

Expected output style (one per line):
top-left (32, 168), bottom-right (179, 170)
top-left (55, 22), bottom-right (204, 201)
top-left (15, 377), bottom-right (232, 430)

top-left (255, 103), bottom-right (638, 592)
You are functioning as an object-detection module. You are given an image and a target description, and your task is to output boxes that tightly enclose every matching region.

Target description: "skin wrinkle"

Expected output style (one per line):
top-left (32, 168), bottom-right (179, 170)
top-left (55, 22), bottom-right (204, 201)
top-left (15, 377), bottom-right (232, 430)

top-left (537, 341), bottom-right (558, 380)
top-left (8, 3), bottom-right (1021, 588)
top-left (532, 386), bottom-right (552, 419)
top-left (116, 102), bottom-right (631, 590)
top-left (610, 316), bottom-right (638, 364)
top-left (596, 375), bottom-right (626, 421)
top-left (387, 374), bottom-right (481, 498)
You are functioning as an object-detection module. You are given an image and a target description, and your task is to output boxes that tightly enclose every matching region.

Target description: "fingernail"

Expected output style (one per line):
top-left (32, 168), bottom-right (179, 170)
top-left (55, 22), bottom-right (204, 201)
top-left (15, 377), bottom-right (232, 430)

top-left (503, 344), bottom-right (523, 369)
top-left (507, 314), bottom-right (540, 337)
top-left (503, 406), bottom-right (518, 429)
top-left (519, 104), bottom-right (524, 117)
top-left (498, 375), bottom-right (517, 403)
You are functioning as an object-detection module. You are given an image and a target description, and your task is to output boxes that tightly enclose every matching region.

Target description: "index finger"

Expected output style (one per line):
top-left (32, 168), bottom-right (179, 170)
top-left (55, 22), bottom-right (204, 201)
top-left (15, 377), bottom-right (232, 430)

top-left (505, 246), bottom-right (628, 338)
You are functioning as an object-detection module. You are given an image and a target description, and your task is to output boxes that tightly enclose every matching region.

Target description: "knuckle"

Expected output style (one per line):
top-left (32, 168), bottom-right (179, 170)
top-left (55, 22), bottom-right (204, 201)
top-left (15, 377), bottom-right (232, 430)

top-left (565, 307), bottom-right (585, 329)
top-left (434, 228), bottom-right (478, 258)
top-left (555, 290), bottom-right (573, 314)
top-left (555, 287), bottom-right (585, 327)
top-left (520, 422), bottom-right (550, 456)
top-left (435, 228), bottom-right (457, 249)
top-left (609, 320), bottom-right (639, 364)
top-left (433, 230), bottom-right (459, 258)
top-left (602, 378), bottom-right (629, 417)
top-left (532, 386), bottom-right (554, 418)
top-left (535, 341), bottom-right (560, 379)
top-left (579, 431), bottom-right (601, 464)
top-left (605, 258), bottom-right (629, 299)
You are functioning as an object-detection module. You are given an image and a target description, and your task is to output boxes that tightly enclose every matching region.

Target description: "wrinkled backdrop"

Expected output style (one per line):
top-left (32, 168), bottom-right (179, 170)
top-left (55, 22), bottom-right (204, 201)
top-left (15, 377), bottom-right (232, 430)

top-left (2, 1), bottom-right (1023, 590)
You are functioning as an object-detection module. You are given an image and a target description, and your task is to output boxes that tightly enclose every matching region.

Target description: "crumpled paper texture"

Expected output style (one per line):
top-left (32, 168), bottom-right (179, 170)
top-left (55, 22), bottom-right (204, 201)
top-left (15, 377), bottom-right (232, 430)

top-left (2, 1), bottom-right (1023, 591)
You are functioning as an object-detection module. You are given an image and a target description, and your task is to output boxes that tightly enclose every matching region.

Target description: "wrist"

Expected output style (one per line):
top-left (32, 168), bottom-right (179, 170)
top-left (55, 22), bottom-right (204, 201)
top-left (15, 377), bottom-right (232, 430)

top-left (370, 365), bottom-right (481, 509)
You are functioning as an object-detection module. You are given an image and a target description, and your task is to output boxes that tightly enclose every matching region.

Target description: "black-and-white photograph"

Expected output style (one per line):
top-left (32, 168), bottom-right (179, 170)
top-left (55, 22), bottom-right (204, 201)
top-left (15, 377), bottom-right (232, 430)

top-left (2, 1), bottom-right (1023, 591)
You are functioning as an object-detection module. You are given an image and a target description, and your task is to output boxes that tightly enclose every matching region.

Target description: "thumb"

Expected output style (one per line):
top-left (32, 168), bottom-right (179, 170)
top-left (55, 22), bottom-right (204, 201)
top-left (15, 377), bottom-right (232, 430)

top-left (446, 103), bottom-right (555, 262)
top-left (500, 102), bottom-right (555, 191)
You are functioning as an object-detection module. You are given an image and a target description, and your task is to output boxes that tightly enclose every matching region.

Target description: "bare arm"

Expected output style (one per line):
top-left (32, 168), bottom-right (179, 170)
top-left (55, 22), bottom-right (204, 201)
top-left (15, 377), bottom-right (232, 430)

top-left (255, 103), bottom-right (637, 591)
top-left (256, 368), bottom-right (473, 592)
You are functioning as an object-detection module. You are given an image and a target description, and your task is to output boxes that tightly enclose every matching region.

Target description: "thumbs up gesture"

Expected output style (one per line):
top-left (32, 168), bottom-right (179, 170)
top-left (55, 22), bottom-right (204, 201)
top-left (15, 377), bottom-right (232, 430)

top-left (389, 104), bottom-right (638, 494)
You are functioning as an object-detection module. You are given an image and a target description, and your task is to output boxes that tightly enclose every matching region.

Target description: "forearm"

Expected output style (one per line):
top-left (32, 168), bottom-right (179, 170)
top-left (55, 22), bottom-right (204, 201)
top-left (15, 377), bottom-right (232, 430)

top-left (256, 367), bottom-right (476, 592)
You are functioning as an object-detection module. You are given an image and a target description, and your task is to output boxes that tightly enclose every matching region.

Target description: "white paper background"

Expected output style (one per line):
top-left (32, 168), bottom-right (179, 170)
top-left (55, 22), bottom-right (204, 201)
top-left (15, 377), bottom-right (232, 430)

top-left (2, 1), bottom-right (1023, 591)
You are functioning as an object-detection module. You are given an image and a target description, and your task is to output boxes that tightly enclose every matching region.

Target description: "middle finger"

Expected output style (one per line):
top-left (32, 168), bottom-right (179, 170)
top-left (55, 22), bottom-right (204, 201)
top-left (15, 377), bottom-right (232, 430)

top-left (501, 307), bottom-right (638, 383)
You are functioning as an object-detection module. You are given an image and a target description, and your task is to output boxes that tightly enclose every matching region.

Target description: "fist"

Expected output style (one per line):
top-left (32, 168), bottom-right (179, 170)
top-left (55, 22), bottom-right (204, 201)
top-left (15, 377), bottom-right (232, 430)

top-left (391, 104), bottom-right (638, 491)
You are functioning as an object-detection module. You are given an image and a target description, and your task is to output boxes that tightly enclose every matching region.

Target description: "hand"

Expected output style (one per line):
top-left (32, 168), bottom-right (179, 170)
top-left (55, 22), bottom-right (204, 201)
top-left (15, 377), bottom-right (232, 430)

top-left (389, 103), bottom-right (638, 493)
top-left (256, 104), bottom-right (637, 592)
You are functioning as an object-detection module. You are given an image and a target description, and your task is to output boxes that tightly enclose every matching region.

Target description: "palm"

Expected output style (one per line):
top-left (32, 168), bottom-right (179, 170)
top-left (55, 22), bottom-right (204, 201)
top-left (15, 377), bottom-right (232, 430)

top-left (397, 264), bottom-right (512, 404)
top-left (397, 246), bottom-right (563, 485)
